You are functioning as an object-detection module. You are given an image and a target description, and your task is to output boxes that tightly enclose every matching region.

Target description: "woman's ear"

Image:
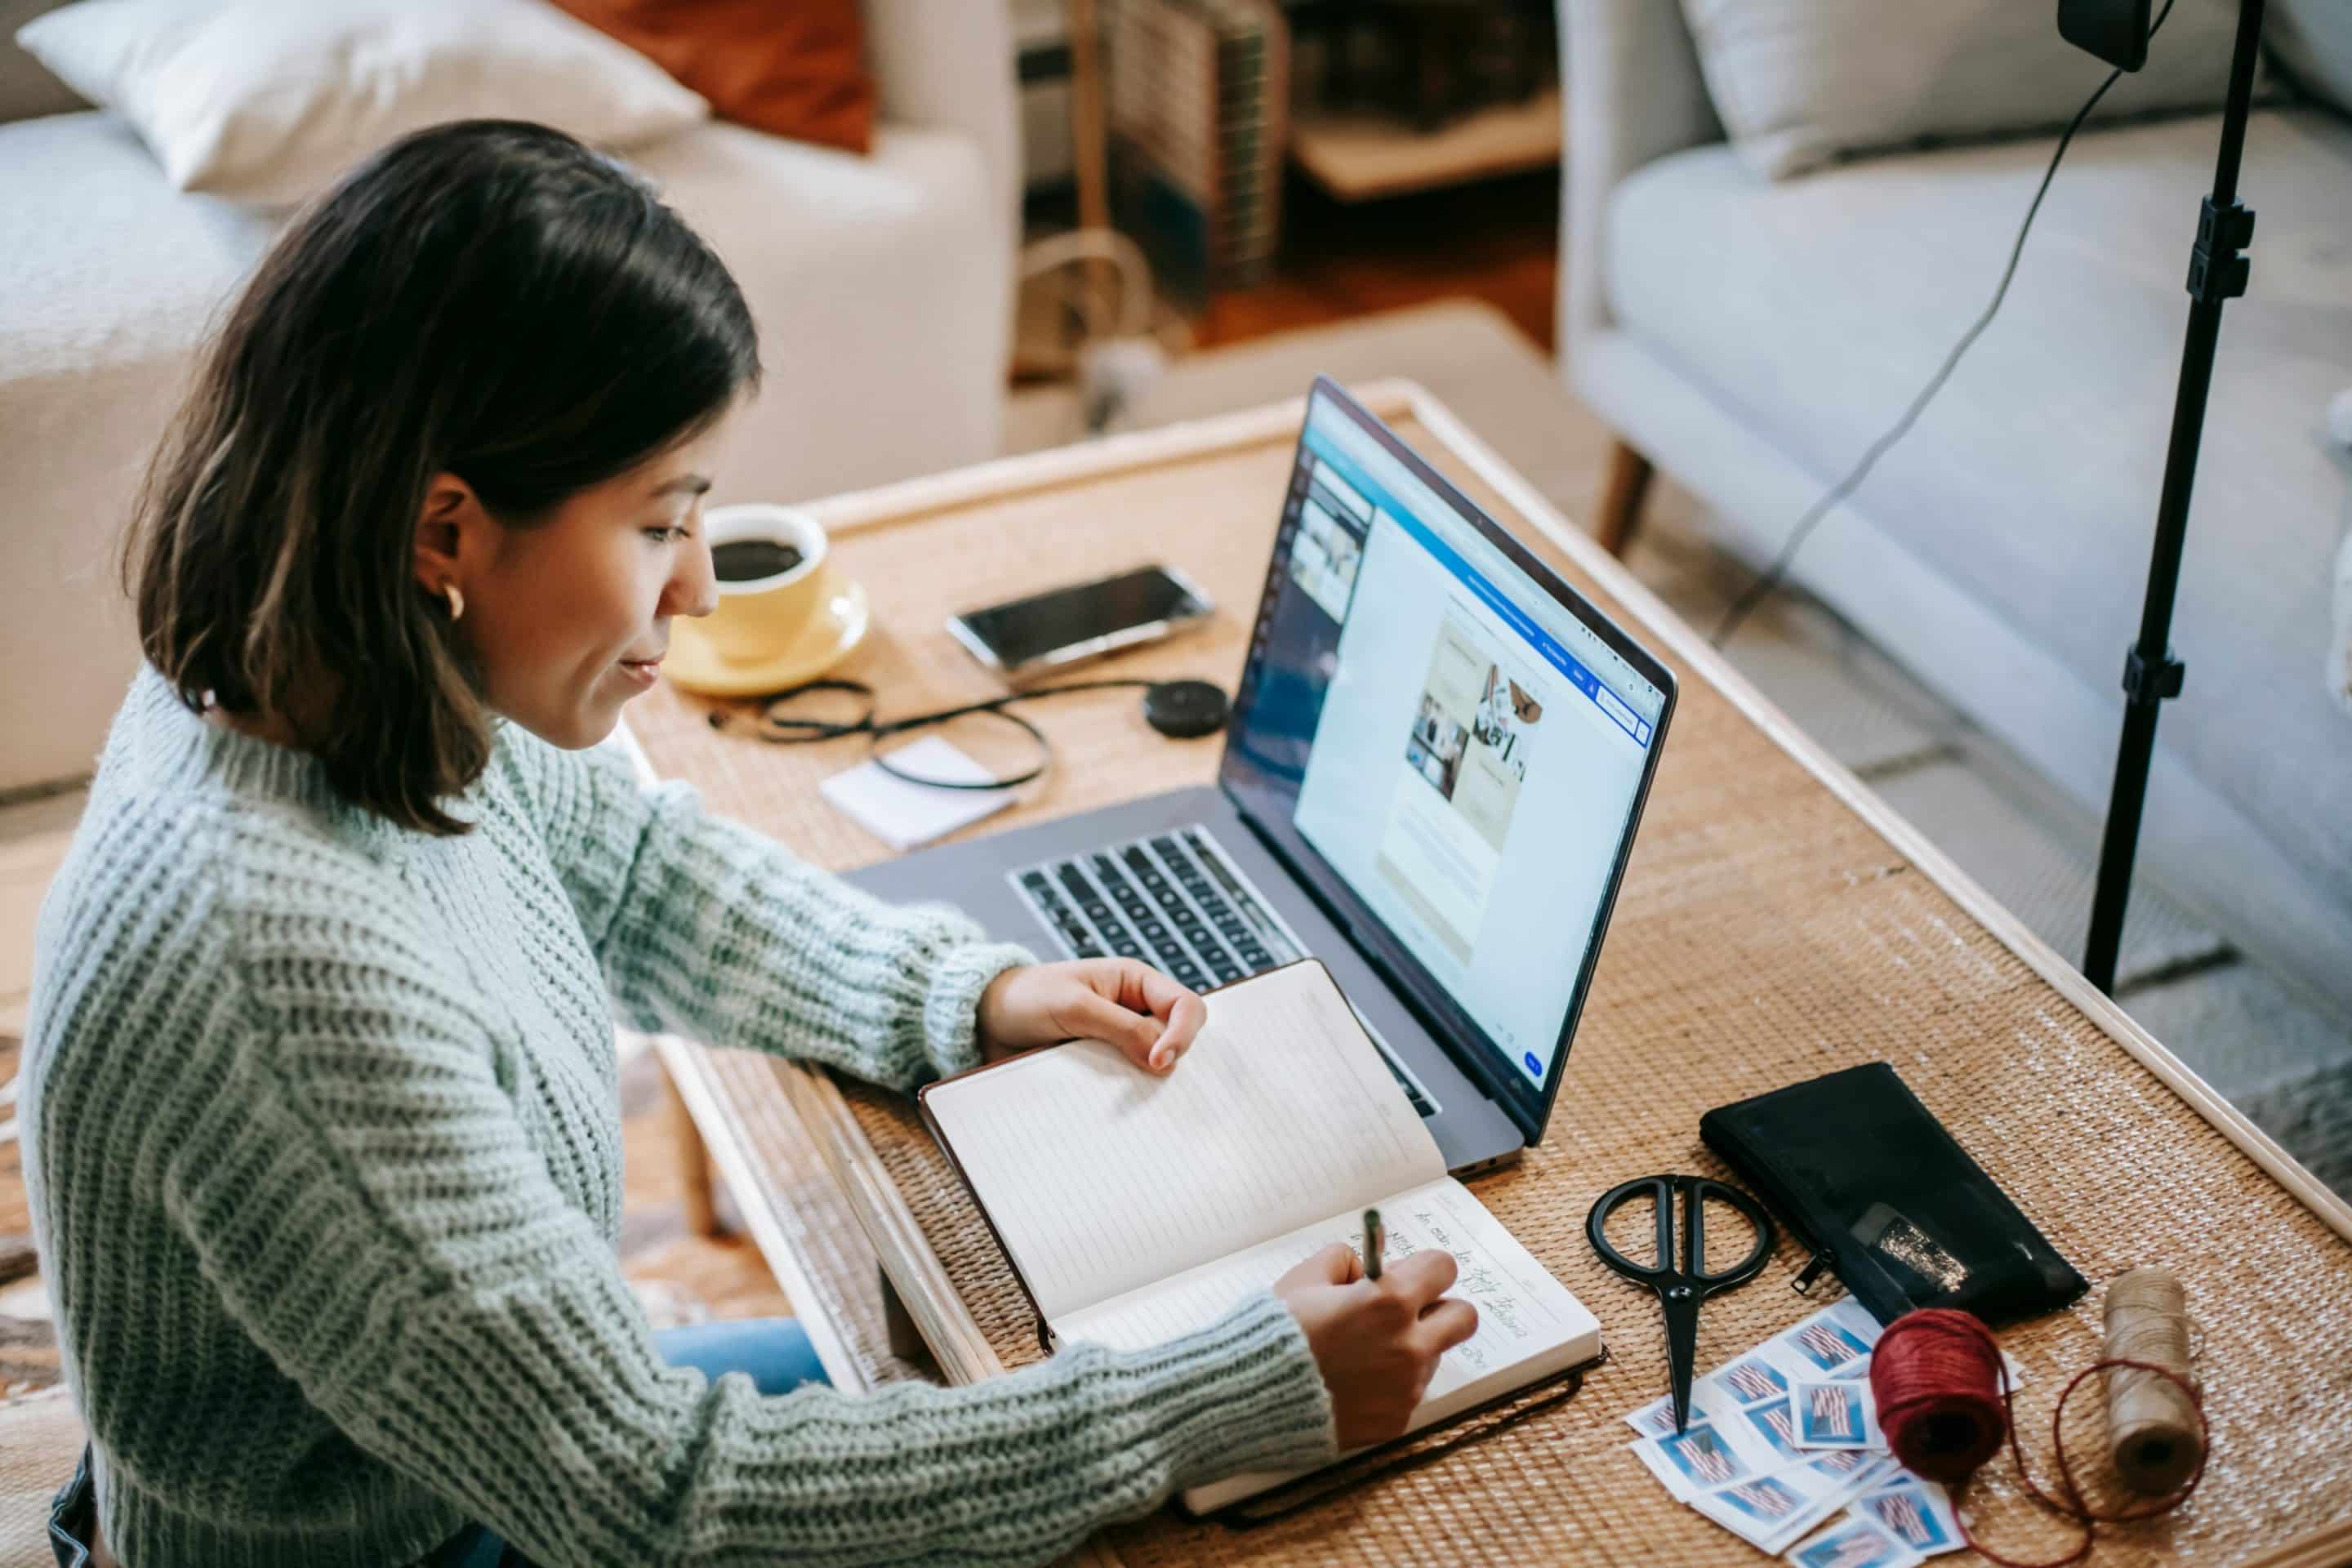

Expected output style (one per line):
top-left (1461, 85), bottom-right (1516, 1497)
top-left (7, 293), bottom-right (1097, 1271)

top-left (412, 472), bottom-right (485, 598)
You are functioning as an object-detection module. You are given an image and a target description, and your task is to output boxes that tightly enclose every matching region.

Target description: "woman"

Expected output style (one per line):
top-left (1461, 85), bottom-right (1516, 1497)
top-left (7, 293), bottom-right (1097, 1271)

top-left (20, 121), bottom-right (1474, 1568)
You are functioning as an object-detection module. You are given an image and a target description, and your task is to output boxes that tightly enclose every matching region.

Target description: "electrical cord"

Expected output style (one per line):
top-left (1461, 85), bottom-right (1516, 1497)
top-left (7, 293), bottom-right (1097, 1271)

top-left (706, 675), bottom-right (1218, 791)
top-left (1709, 0), bottom-right (2180, 649)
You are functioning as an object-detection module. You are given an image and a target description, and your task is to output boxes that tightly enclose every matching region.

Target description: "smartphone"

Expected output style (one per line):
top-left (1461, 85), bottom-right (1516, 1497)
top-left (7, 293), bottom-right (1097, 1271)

top-left (947, 564), bottom-right (1214, 678)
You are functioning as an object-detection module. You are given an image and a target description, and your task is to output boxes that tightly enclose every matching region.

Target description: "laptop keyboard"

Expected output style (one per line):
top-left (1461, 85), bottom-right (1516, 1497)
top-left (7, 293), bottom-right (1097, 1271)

top-left (1013, 826), bottom-right (1438, 1117)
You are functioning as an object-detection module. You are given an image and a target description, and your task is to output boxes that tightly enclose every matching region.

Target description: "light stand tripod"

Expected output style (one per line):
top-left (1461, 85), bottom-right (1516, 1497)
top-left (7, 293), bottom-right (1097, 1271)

top-left (2082, 0), bottom-right (2265, 995)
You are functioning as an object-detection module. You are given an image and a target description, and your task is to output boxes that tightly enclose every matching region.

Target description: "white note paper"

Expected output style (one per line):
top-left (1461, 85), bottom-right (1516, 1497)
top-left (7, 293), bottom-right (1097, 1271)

top-left (817, 735), bottom-right (1015, 851)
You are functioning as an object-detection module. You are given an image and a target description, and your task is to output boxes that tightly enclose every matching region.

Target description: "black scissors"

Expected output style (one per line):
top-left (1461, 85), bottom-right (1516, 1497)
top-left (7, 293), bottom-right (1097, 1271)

top-left (1586, 1174), bottom-right (1777, 1434)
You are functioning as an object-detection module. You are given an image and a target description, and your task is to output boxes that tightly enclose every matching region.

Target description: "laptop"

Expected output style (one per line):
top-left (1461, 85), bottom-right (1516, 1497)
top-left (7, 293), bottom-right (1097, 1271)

top-left (848, 377), bottom-right (1677, 1176)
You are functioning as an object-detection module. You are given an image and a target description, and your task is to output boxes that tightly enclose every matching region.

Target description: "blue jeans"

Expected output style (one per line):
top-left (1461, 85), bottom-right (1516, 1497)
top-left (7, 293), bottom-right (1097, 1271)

top-left (47, 1318), bottom-right (827, 1568)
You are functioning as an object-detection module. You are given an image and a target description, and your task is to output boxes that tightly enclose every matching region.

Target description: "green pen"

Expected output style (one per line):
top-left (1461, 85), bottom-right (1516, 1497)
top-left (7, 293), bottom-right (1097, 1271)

top-left (1362, 1207), bottom-right (1384, 1281)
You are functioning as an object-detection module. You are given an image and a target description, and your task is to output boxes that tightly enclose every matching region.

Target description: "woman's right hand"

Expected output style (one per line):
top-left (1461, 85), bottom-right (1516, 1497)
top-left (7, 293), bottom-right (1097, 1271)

top-left (1272, 1243), bottom-right (1479, 1448)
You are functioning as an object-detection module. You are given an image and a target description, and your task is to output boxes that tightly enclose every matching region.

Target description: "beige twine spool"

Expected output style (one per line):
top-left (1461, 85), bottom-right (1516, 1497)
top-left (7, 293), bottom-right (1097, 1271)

top-left (2104, 1265), bottom-right (2203, 1494)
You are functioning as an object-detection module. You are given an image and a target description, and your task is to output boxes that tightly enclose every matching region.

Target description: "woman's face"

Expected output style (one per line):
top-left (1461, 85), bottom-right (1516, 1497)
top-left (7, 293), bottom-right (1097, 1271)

top-left (424, 404), bottom-right (742, 750)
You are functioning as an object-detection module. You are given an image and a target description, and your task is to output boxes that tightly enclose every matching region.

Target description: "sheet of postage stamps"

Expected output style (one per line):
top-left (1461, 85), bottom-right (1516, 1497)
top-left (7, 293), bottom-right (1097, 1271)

top-left (1784, 1512), bottom-right (1927, 1568)
top-left (1619, 1298), bottom-right (2016, 1557)
top-left (1622, 1299), bottom-right (1909, 1552)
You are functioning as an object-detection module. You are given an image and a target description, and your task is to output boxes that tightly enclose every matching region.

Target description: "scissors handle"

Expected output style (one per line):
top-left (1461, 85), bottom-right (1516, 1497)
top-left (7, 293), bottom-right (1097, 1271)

top-left (1585, 1174), bottom-right (1776, 1294)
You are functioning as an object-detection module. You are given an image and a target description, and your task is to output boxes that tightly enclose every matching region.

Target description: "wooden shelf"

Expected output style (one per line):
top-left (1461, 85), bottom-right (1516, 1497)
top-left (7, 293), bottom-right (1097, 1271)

top-left (1290, 87), bottom-right (1561, 203)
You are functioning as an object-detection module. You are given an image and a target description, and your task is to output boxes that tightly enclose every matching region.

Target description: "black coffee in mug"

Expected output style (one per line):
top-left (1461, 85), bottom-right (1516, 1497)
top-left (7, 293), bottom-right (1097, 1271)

top-left (711, 538), bottom-right (804, 584)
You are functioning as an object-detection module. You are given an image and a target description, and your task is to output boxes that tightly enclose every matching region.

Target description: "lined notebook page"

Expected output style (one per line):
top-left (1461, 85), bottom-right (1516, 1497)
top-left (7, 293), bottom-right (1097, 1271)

top-left (1053, 1177), bottom-right (1603, 1513)
top-left (923, 960), bottom-right (1444, 1321)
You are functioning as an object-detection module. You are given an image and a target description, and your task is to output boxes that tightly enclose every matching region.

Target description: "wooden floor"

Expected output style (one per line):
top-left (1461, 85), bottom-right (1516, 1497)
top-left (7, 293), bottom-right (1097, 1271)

top-left (1192, 168), bottom-right (1560, 353)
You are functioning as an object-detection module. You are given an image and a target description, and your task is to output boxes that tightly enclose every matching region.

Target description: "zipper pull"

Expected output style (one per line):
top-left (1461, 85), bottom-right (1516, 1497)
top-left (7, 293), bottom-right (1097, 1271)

top-left (1792, 1250), bottom-right (1832, 1296)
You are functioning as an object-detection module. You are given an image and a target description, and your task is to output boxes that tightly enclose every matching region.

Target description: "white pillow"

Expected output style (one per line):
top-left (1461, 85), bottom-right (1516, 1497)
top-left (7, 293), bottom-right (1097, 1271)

top-left (16, 0), bottom-right (709, 208)
top-left (1678, 0), bottom-right (2248, 180)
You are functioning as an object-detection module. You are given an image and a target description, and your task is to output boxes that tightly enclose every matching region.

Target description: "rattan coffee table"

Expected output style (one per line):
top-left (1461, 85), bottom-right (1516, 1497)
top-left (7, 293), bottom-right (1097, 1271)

top-left (616, 383), bottom-right (2352, 1568)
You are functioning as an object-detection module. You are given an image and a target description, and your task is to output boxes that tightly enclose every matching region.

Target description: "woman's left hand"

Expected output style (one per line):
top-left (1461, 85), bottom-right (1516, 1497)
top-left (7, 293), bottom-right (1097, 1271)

top-left (976, 959), bottom-right (1208, 1072)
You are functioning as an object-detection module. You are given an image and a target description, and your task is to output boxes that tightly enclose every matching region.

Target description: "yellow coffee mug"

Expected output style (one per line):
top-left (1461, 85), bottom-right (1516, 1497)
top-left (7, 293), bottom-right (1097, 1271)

top-left (697, 504), bottom-right (835, 664)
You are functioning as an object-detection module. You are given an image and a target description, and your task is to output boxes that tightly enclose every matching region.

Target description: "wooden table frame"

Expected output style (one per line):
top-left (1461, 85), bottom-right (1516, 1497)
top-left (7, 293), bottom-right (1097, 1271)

top-left (616, 381), bottom-right (2352, 1566)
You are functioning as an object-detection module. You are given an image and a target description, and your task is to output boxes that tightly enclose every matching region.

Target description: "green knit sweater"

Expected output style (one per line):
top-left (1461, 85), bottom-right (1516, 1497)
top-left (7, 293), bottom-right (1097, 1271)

top-left (22, 668), bottom-right (1334, 1567)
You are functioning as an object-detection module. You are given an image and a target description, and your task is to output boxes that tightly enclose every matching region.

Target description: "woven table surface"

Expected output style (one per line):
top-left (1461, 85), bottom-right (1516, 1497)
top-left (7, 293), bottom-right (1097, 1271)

top-left (626, 399), bottom-right (2352, 1566)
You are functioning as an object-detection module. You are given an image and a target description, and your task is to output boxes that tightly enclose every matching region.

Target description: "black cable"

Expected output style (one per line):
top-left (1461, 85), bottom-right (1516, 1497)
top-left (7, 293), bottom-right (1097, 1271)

top-left (1709, 0), bottom-right (2180, 648)
top-left (708, 675), bottom-right (1166, 791)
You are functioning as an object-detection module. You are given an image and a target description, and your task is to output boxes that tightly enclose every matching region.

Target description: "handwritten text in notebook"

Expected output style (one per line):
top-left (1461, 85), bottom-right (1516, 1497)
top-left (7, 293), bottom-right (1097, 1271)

top-left (1057, 1176), bottom-right (1589, 1401)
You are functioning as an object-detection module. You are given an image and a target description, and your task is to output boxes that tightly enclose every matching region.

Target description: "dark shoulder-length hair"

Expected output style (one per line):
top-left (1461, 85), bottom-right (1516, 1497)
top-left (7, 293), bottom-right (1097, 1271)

top-left (127, 118), bottom-right (760, 835)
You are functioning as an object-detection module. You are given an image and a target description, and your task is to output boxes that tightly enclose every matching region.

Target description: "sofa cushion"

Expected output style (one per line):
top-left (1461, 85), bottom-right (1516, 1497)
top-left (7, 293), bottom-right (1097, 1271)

top-left (1677, 0), bottom-right (2247, 179)
top-left (0, 111), bottom-right (271, 380)
top-left (622, 118), bottom-right (1006, 502)
top-left (1604, 108), bottom-right (2352, 911)
top-left (16, 0), bottom-right (710, 207)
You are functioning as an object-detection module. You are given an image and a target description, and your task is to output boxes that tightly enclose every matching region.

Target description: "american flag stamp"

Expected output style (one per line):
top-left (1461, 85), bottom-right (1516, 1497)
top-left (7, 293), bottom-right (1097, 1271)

top-left (1713, 1353), bottom-right (1792, 1405)
top-left (1626, 1420), bottom-right (1757, 1500)
top-left (1791, 1379), bottom-right (1882, 1450)
top-left (1785, 1512), bottom-right (1926, 1568)
top-left (1768, 1298), bottom-right (1883, 1379)
top-left (1784, 1316), bottom-right (1873, 1375)
top-left (1741, 1396), bottom-right (1803, 1460)
top-left (1622, 1394), bottom-right (1682, 1439)
top-left (1707, 1476), bottom-right (1806, 1526)
top-left (1691, 1472), bottom-right (1833, 1552)
top-left (1659, 1421), bottom-right (1748, 1487)
top-left (1803, 1449), bottom-right (1892, 1486)
top-left (1852, 1477), bottom-right (1963, 1556)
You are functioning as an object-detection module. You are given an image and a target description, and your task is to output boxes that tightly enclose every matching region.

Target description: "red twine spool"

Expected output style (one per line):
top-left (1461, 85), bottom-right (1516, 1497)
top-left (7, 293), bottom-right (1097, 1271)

top-left (1870, 1307), bottom-right (2209, 1568)
top-left (1873, 1307), bottom-right (2010, 1481)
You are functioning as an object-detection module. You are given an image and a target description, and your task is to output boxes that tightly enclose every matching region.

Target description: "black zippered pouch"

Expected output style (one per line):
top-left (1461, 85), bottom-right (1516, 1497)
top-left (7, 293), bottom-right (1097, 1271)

top-left (1699, 1062), bottom-right (2087, 1327)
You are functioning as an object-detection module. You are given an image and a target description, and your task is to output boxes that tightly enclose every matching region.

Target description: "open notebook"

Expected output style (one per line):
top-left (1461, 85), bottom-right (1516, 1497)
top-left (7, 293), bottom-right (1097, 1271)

top-left (919, 958), bottom-right (1601, 1513)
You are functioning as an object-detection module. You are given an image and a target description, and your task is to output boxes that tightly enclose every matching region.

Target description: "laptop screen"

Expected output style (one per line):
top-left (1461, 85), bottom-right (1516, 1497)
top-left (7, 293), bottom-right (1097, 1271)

top-left (1221, 381), bottom-right (1673, 1138)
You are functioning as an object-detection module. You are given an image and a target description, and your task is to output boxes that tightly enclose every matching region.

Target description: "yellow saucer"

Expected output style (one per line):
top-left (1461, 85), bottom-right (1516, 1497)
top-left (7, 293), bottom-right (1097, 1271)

top-left (662, 578), bottom-right (871, 697)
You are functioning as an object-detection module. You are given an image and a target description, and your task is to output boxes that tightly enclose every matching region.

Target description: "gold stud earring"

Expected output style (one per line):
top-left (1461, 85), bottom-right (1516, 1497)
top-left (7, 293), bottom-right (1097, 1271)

top-left (443, 583), bottom-right (466, 621)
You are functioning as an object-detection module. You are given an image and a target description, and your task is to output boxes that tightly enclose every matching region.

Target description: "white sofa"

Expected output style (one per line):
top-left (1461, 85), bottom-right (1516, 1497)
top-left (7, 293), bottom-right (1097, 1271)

top-left (1559, 0), bottom-right (2352, 1019)
top-left (0, 0), bottom-right (1018, 794)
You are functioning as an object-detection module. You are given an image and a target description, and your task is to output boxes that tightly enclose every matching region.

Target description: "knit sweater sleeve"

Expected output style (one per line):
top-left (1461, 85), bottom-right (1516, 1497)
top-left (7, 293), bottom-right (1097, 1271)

top-left (174, 910), bottom-right (1334, 1567)
top-left (506, 728), bottom-right (1034, 1090)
